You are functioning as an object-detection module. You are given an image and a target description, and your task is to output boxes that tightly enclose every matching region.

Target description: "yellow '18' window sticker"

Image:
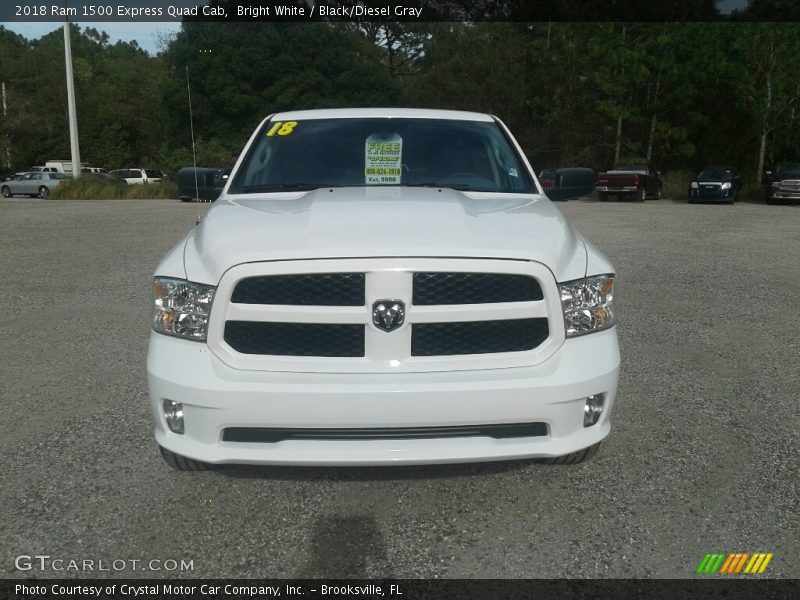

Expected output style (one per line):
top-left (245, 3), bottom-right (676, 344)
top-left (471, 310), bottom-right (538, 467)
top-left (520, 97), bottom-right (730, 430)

top-left (266, 121), bottom-right (298, 136)
top-left (365, 134), bottom-right (402, 185)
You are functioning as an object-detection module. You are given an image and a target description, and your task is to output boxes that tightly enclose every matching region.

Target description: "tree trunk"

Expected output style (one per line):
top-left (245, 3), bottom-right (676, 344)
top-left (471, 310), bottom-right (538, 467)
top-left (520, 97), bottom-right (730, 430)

top-left (757, 70), bottom-right (772, 185)
top-left (646, 76), bottom-right (660, 163)
top-left (757, 130), bottom-right (767, 184)
top-left (613, 25), bottom-right (626, 166)
top-left (646, 114), bottom-right (657, 163)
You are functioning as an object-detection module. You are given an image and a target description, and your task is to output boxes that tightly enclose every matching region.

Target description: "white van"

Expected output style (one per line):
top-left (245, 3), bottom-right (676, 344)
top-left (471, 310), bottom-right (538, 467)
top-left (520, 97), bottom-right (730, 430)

top-left (45, 160), bottom-right (91, 175)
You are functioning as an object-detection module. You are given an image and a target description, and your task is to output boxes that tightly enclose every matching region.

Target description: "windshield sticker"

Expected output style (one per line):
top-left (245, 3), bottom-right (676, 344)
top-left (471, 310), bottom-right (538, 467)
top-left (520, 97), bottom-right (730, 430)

top-left (266, 121), bottom-right (298, 137)
top-left (509, 168), bottom-right (518, 177)
top-left (365, 133), bottom-right (402, 185)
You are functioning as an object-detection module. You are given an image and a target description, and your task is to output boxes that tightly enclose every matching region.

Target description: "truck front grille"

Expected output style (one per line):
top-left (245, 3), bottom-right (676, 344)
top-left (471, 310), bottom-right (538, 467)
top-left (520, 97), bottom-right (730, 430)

top-left (224, 321), bottom-right (364, 356)
top-left (411, 318), bottom-right (549, 356)
top-left (231, 273), bottom-right (365, 306)
top-left (412, 272), bottom-right (543, 304)
top-left (210, 259), bottom-right (563, 372)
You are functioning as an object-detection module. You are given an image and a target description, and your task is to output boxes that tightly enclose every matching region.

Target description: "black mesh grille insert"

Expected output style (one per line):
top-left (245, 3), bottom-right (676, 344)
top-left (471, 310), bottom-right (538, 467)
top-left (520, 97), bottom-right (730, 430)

top-left (224, 322), bottom-right (364, 357)
top-left (231, 273), bottom-right (365, 306)
top-left (413, 272), bottom-right (543, 305)
top-left (222, 422), bottom-right (549, 443)
top-left (412, 318), bottom-right (548, 356)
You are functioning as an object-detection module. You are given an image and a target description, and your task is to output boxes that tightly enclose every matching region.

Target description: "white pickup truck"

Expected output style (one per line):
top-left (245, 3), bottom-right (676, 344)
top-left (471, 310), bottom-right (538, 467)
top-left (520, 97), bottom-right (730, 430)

top-left (147, 108), bottom-right (619, 470)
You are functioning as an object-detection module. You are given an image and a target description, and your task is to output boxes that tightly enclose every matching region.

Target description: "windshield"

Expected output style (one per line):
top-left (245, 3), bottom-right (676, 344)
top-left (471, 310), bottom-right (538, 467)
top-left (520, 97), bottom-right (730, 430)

top-left (230, 117), bottom-right (534, 194)
top-left (698, 168), bottom-right (733, 179)
top-left (776, 164), bottom-right (800, 178)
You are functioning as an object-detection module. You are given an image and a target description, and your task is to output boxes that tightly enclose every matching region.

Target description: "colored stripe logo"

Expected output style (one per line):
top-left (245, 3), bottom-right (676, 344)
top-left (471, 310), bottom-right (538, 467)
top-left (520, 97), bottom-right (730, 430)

top-left (696, 552), bottom-right (773, 574)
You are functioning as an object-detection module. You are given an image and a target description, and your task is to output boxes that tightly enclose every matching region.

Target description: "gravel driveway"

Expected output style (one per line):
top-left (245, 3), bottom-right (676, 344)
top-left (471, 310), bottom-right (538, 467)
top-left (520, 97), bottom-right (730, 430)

top-left (1, 198), bottom-right (797, 579)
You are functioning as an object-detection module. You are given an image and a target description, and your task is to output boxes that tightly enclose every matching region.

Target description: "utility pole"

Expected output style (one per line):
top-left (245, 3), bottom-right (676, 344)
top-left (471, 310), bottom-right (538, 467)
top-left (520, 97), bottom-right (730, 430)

top-left (1, 82), bottom-right (10, 169)
top-left (63, 0), bottom-right (81, 177)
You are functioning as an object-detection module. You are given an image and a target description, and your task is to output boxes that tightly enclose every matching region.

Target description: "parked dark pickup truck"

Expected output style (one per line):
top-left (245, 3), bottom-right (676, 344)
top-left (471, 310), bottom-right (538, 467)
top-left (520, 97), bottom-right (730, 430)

top-left (595, 164), bottom-right (663, 201)
top-left (177, 167), bottom-right (231, 202)
top-left (765, 163), bottom-right (800, 205)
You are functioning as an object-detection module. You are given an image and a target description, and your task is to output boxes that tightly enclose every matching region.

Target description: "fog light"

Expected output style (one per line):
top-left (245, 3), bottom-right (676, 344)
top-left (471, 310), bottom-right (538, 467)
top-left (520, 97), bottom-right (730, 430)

top-left (583, 393), bottom-right (606, 427)
top-left (163, 400), bottom-right (184, 434)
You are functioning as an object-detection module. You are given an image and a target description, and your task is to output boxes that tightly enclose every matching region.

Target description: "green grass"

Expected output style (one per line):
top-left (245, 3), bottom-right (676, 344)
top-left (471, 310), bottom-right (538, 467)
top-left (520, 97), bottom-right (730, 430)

top-left (51, 178), bottom-right (178, 200)
top-left (737, 182), bottom-right (765, 203)
top-left (660, 169), bottom-right (692, 200)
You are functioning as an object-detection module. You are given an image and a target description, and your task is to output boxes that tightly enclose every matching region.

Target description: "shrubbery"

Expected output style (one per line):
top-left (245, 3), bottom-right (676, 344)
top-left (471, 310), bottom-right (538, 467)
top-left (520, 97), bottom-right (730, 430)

top-left (51, 178), bottom-right (178, 200)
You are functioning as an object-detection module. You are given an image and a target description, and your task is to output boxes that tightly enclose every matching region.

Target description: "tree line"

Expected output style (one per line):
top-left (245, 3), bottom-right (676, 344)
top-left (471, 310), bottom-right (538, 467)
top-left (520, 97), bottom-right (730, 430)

top-left (1, 19), bottom-right (799, 184)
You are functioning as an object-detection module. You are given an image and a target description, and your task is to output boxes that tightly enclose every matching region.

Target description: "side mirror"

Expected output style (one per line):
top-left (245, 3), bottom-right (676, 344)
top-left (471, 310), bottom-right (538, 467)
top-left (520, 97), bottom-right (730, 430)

top-left (543, 167), bottom-right (595, 201)
top-left (765, 171), bottom-right (772, 177)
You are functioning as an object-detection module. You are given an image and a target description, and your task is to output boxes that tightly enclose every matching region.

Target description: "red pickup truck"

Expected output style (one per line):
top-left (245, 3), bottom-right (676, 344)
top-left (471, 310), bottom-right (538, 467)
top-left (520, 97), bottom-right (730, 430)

top-left (595, 164), bottom-right (663, 201)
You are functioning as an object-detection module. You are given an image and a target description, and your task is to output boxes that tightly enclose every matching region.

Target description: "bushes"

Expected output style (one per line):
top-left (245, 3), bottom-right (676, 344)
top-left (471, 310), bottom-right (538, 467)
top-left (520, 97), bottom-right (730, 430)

top-left (51, 178), bottom-right (178, 200)
top-left (659, 170), bottom-right (692, 200)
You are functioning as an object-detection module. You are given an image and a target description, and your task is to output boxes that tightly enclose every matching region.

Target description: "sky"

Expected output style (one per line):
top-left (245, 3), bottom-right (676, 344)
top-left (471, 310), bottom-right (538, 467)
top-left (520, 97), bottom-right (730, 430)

top-left (0, 21), bottom-right (181, 54)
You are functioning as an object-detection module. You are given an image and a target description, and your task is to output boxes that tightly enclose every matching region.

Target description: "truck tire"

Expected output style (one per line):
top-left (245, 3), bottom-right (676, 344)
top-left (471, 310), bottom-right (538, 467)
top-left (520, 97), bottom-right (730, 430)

top-left (540, 442), bottom-right (601, 465)
top-left (160, 446), bottom-right (212, 471)
top-left (636, 187), bottom-right (646, 202)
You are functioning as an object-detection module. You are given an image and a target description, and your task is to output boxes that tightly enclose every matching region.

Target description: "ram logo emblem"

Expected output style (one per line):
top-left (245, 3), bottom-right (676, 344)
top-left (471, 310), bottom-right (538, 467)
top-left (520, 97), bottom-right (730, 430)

top-left (372, 300), bottom-right (405, 332)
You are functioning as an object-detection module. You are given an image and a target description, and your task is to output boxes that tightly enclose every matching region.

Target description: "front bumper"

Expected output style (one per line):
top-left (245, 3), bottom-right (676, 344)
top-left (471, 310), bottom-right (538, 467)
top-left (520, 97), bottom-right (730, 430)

top-left (596, 186), bottom-right (637, 193)
top-left (689, 188), bottom-right (735, 201)
top-left (147, 328), bottom-right (620, 466)
top-left (770, 190), bottom-right (800, 202)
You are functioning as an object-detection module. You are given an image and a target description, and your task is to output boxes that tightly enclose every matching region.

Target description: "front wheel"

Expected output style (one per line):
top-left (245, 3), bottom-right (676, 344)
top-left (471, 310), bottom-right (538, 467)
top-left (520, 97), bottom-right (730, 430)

top-left (540, 442), bottom-right (601, 465)
top-left (636, 187), bottom-right (646, 202)
top-left (38, 186), bottom-right (50, 199)
top-left (159, 446), bottom-right (212, 471)
top-left (1, 186), bottom-right (10, 198)
top-left (653, 188), bottom-right (663, 200)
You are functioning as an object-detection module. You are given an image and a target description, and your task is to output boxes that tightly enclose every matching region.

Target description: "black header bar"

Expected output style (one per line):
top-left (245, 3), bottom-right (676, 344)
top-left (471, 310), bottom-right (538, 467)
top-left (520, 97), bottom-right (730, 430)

top-left (2, 0), bottom-right (800, 23)
top-left (1, 579), bottom-right (798, 600)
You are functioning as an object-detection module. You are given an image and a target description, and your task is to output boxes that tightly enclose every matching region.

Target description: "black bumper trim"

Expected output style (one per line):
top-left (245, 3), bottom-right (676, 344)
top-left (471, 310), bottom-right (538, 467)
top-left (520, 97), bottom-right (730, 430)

top-left (222, 423), bottom-right (549, 443)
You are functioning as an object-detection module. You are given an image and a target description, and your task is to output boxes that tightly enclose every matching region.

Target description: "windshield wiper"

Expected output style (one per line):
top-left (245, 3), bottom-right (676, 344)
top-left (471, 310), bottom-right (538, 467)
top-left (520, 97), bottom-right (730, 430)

top-left (241, 183), bottom-right (327, 193)
top-left (404, 182), bottom-right (475, 190)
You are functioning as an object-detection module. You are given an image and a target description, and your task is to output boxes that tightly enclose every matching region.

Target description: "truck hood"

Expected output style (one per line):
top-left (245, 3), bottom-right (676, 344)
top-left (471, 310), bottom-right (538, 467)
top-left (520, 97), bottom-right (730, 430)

top-left (181, 187), bottom-right (586, 283)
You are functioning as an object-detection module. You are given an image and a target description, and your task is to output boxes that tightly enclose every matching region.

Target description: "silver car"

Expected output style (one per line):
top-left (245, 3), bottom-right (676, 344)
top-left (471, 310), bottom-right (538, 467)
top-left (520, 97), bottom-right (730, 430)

top-left (1, 172), bottom-right (69, 198)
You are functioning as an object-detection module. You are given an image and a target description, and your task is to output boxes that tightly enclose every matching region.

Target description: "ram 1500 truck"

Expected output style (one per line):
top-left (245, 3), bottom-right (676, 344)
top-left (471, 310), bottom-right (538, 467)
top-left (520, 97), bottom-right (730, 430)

top-left (147, 108), bottom-right (620, 469)
top-left (765, 163), bottom-right (800, 205)
top-left (595, 164), bottom-right (663, 201)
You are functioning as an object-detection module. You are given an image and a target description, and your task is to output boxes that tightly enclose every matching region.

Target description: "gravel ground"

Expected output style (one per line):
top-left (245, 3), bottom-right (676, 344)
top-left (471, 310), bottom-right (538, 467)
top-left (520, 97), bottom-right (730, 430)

top-left (1, 197), bottom-right (797, 579)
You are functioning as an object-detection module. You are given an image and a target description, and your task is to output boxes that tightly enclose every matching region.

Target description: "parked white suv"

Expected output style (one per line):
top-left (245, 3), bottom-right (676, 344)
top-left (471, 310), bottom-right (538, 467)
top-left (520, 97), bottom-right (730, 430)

top-left (109, 168), bottom-right (163, 184)
top-left (147, 108), bottom-right (619, 470)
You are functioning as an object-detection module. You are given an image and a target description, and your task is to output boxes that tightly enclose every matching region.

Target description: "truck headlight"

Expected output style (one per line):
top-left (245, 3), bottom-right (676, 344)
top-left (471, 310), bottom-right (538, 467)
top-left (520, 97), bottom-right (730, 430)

top-left (690, 181), bottom-right (698, 189)
top-left (559, 275), bottom-right (615, 337)
top-left (771, 182), bottom-right (781, 189)
top-left (721, 182), bottom-right (732, 190)
top-left (153, 277), bottom-right (216, 341)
